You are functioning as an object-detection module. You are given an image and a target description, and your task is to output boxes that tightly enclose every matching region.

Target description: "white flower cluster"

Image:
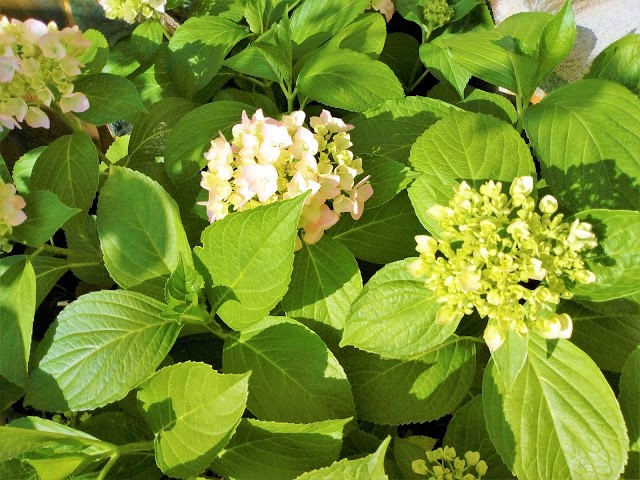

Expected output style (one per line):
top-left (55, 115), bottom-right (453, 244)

top-left (0, 181), bottom-right (26, 253)
top-left (199, 109), bottom-right (373, 246)
top-left (0, 16), bottom-right (90, 132)
top-left (409, 177), bottom-right (598, 351)
top-left (98, 0), bottom-right (166, 24)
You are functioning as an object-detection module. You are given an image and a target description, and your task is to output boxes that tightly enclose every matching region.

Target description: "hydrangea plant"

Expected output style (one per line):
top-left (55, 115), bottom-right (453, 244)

top-left (0, 0), bottom-right (638, 479)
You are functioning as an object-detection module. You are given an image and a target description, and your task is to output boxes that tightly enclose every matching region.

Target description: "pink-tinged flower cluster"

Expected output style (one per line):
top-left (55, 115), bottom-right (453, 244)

top-left (199, 109), bottom-right (373, 246)
top-left (370, 0), bottom-right (395, 22)
top-left (0, 181), bottom-right (26, 253)
top-left (0, 16), bottom-right (90, 133)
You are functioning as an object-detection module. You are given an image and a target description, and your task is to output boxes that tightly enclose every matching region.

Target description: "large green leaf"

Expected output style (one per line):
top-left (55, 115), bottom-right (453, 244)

top-left (164, 100), bottom-right (251, 182)
top-left (620, 347), bottom-right (640, 451)
top-left (64, 215), bottom-right (113, 287)
top-left (408, 110), bottom-right (534, 235)
top-left (524, 80), bottom-right (640, 211)
top-left (563, 299), bottom-right (640, 372)
top-left (361, 155), bottom-right (416, 209)
top-left (380, 32), bottom-right (420, 87)
top-left (442, 396), bottom-right (512, 479)
top-left (340, 338), bottom-right (476, 425)
top-left (12, 146), bottom-right (44, 194)
top-left (570, 210), bottom-right (640, 301)
top-left (537, 0), bottom-right (576, 77)
top-left (97, 167), bottom-right (191, 300)
top-left (10, 190), bottom-right (80, 247)
top-left (294, 436), bottom-right (390, 480)
top-left (349, 96), bottom-right (459, 164)
top-left (297, 48), bottom-right (404, 113)
top-left (0, 260), bottom-right (35, 389)
top-left (211, 418), bottom-right (349, 480)
top-left (194, 195), bottom-right (305, 330)
top-left (419, 38), bottom-right (472, 99)
top-left (29, 132), bottom-right (98, 212)
top-left (341, 259), bottom-right (458, 358)
top-left (168, 16), bottom-right (249, 97)
top-left (586, 34), bottom-right (640, 95)
top-left (324, 13), bottom-right (386, 59)
top-left (290, 0), bottom-right (370, 58)
top-left (131, 20), bottom-right (164, 66)
top-left (282, 236), bottom-right (362, 345)
top-left (26, 290), bottom-right (182, 412)
top-left (128, 97), bottom-right (197, 166)
top-left (223, 317), bottom-right (355, 423)
top-left (329, 192), bottom-right (425, 264)
top-left (74, 73), bottom-right (146, 125)
top-left (137, 362), bottom-right (249, 478)
top-left (483, 334), bottom-right (628, 480)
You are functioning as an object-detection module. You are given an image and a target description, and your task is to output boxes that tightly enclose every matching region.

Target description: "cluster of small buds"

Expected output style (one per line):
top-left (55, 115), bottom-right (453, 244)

top-left (422, 0), bottom-right (454, 31)
top-left (369, 0), bottom-right (395, 22)
top-left (0, 181), bottom-right (26, 253)
top-left (98, 0), bottom-right (166, 24)
top-left (408, 177), bottom-right (598, 351)
top-left (199, 109), bottom-right (373, 246)
top-left (412, 446), bottom-right (488, 480)
top-left (0, 16), bottom-right (90, 132)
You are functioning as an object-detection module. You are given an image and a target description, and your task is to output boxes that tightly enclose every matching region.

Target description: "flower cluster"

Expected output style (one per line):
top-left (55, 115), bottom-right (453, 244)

top-left (408, 177), bottom-right (598, 351)
top-left (422, 0), bottom-right (454, 31)
top-left (199, 109), bottom-right (373, 246)
top-left (412, 446), bottom-right (488, 480)
top-left (0, 181), bottom-right (26, 253)
top-left (0, 16), bottom-right (90, 132)
top-left (98, 0), bottom-right (166, 24)
top-left (370, 0), bottom-right (395, 23)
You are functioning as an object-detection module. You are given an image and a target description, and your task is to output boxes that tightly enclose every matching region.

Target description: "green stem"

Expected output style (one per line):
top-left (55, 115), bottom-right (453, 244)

top-left (38, 243), bottom-right (102, 262)
top-left (240, 74), bottom-right (270, 90)
top-left (206, 321), bottom-right (231, 341)
top-left (97, 452), bottom-right (120, 480)
top-left (408, 70), bottom-right (429, 92)
top-left (406, 335), bottom-right (486, 362)
top-left (515, 93), bottom-right (524, 132)
top-left (117, 440), bottom-right (155, 455)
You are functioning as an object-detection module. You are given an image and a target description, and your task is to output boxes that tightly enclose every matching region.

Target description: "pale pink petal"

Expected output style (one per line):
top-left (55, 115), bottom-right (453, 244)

top-left (24, 106), bottom-right (50, 129)
top-left (59, 92), bottom-right (89, 113)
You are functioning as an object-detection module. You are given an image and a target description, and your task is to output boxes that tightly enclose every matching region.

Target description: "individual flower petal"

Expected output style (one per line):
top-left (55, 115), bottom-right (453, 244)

top-left (59, 92), bottom-right (89, 113)
top-left (24, 106), bottom-right (50, 129)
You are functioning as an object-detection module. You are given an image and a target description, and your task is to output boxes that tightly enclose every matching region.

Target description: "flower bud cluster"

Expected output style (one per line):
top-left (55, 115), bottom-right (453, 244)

top-left (370, 0), bottom-right (395, 22)
top-left (0, 16), bottom-right (90, 132)
top-left (412, 446), bottom-right (488, 480)
top-left (0, 180), bottom-right (26, 253)
top-left (408, 177), bottom-right (598, 351)
top-left (422, 0), bottom-right (454, 31)
top-left (199, 109), bottom-right (373, 246)
top-left (98, 0), bottom-right (166, 24)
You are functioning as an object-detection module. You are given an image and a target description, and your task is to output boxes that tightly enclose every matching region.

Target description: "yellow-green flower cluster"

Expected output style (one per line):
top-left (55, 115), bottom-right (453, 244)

top-left (412, 446), bottom-right (488, 480)
top-left (0, 180), bottom-right (26, 253)
top-left (98, 0), bottom-right (166, 24)
top-left (408, 177), bottom-right (597, 351)
top-left (0, 16), bottom-right (90, 132)
top-left (422, 0), bottom-right (454, 31)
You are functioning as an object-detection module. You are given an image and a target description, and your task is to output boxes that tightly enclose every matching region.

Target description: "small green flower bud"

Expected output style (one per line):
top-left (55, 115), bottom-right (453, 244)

top-left (464, 451), bottom-right (480, 466)
top-left (475, 460), bottom-right (488, 475)
top-left (412, 459), bottom-right (429, 475)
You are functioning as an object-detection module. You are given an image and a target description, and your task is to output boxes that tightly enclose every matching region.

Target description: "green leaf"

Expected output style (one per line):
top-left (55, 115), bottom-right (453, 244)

top-left (64, 215), bottom-right (113, 287)
top-left (165, 254), bottom-right (204, 308)
top-left (350, 96), bottom-right (459, 164)
top-left (524, 80), bottom-right (640, 211)
top-left (26, 290), bottom-right (182, 412)
top-left (297, 48), bottom-right (404, 113)
top-left (223, 316), bottom-right (355, 423)
top-left (457, 89), bottom-right (517, 124)
top-left (213, 89), bottom-right (278, 116)
top-left (290, 0), bottom-right (371, 58)
top-left (563, 298), bottom-right (640, 372)
top-left (324, 13), bottom-right (386, 58)
top-left (74, 73), bottom-right (146, 125)
top-left (97, 167), bottom-right (191, 300)
top-left (10, 191), bottom-right (80, 247)
top-left (408, 111), bottom-right (534, 235)
top-left (76, 29), bottom-right (108, 75)
top-left (130, 46), bottom-right (180, 107)
top-left (339, 338), bottom-right (476, 425)
top-left (393, 436), bottom-right (438, 480)
top-left (164, 100), bottom-right (251, 182)
top-left (137, 362), bottom-right (249, 478)
top-left (103, 37), bottom-right (140, 77)
top-left (341, 259), bottom-right (459, 358)
top-left (442, 396), bottom-right (512, 480)
top-left (380, 33), bottom-right (420, 87)
top-left (491, 330), bottom-right (528, 388)
top-left (211, 418), bottom-right (349, 480)
top-left (294, 436), bottom-right (390, 480)
top-left (483, 334), bottom-right (628, 480)
top-left (282, 236), bottom-right (362, 346)
top-left (105, 135), bottom-right (130, 164)
top-left (244, 0), bottom-right (291, 35)
top-left (131, 20), bottom-right (164, 66)
top-left (128, 97), bottom-right (197, 166)
top-left (168, 16), bottom-right (249, 98)
top-left (12, 147), bottom-right (44, 194)
top-left (538, 0), bottom-right (576, 77)
top-left (570, 209), bottom-right (640, 301)
top-left (0, 260), bottom-right (35, 389)
top-left (190, 0), bottom-right (245, 20)
top-left (30, 132), bottom-right (98, 212)
top-left (586, 34), bottom-right (640, 95)
top-left (0, 458), bottom-right (37, 479)
top-left (363, 155), bottom-right (416, 209)
top-left (194, 195), bottom-right (305, 330)
top-left (620, 347), bottom-right (640, 451)
top-left (329, 192), bottom-right (425, 264)
top-left (419, 39), bottom-right (472, 99)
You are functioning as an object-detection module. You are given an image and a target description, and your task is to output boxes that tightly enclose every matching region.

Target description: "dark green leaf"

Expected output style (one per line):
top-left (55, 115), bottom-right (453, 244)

top-left (74, 74), bottom-right (146, 125)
